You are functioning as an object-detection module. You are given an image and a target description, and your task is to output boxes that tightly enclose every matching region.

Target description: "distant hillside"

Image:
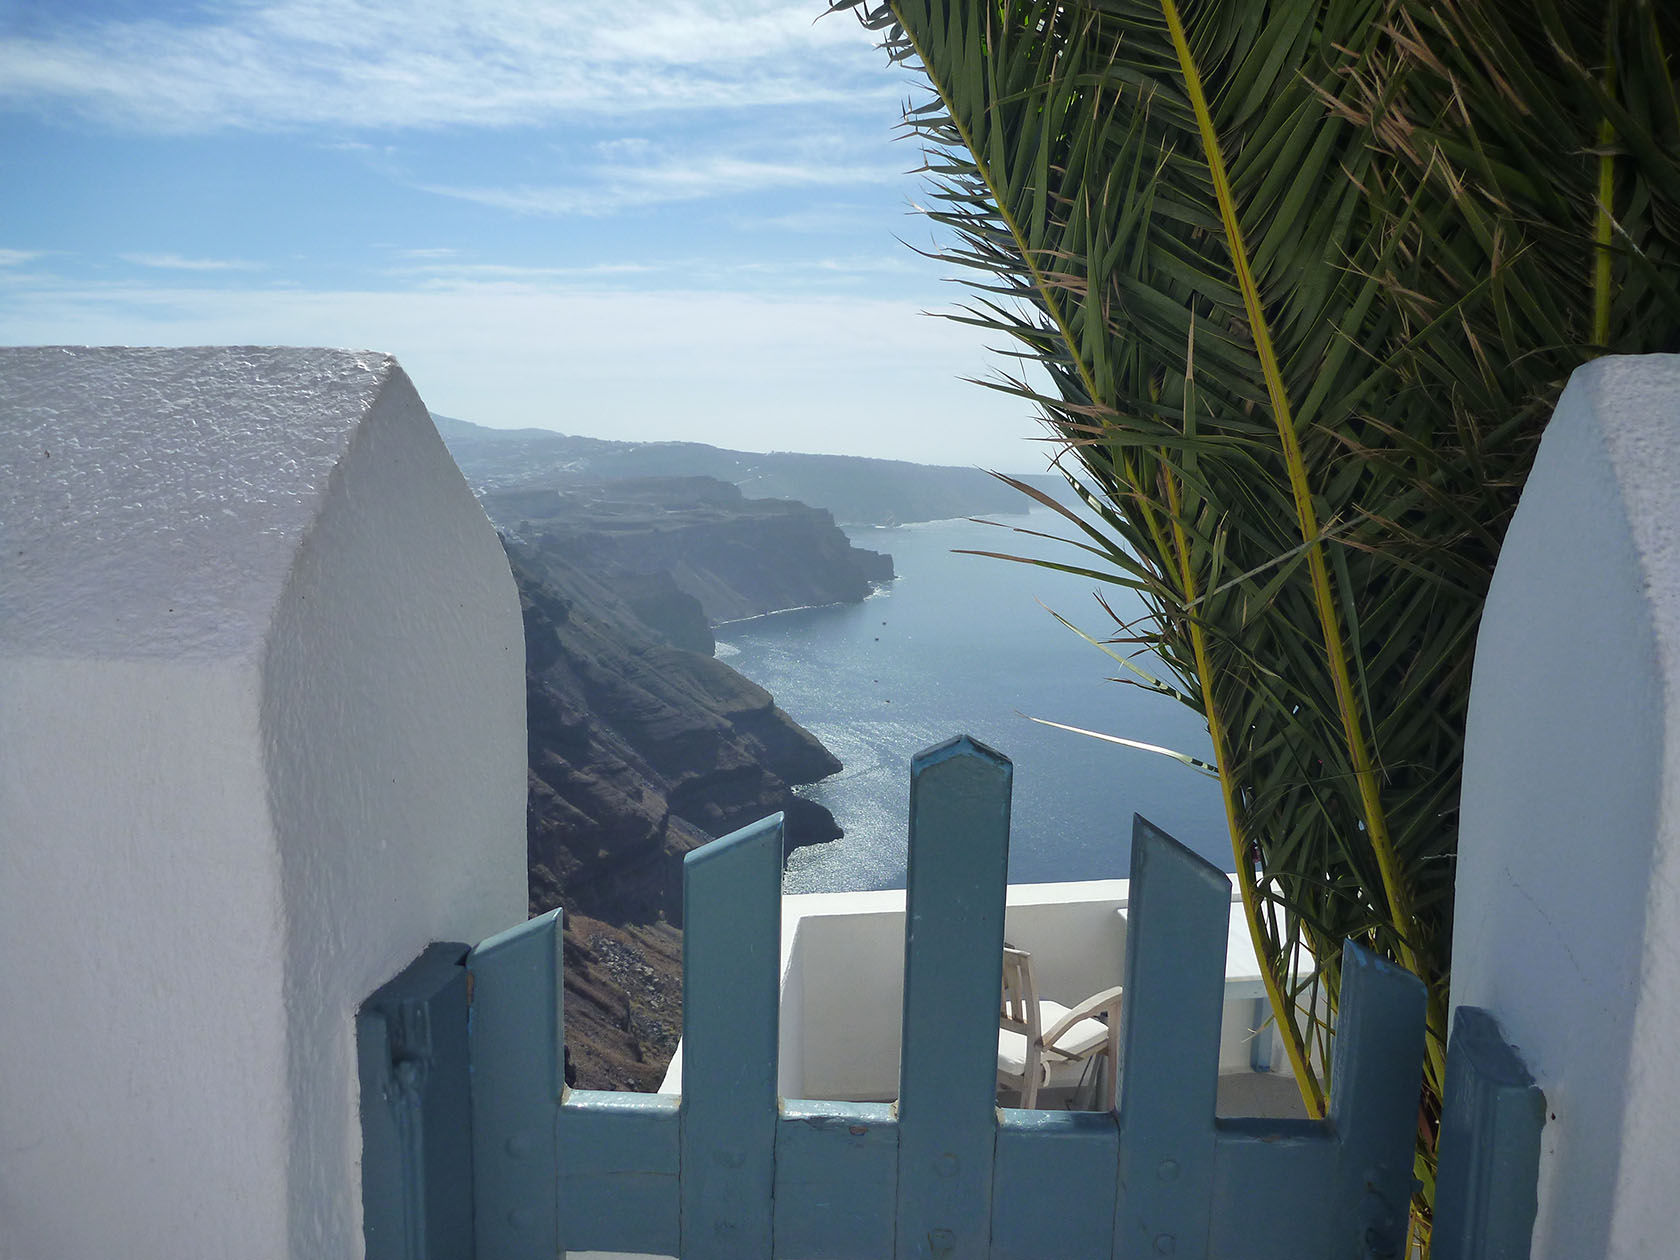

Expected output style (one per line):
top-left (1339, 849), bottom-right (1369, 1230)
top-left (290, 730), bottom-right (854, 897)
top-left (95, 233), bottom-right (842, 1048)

top-left (433, 413), bottom-right (1056, 527)
top-left (484, 476), bottom-right (893, 627)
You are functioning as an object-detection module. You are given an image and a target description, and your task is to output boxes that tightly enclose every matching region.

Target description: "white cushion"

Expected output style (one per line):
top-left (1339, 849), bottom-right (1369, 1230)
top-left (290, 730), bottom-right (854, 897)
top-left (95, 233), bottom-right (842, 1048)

top-left (997, 1027), bottom-right (1033, 1078)
top-left (1037, 1000), bottom-right (1110, 1058)
top-left (997, 1002), bottom-right (1110, 1079)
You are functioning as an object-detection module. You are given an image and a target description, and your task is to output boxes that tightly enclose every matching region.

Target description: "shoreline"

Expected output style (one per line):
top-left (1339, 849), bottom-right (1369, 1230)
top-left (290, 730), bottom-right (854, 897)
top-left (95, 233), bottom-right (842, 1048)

top-left (711, 582), bottom-right (893, 630)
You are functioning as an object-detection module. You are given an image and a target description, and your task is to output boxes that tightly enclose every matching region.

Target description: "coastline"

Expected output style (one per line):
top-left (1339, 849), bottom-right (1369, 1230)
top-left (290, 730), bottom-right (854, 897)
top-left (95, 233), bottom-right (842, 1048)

top-left (711, 582), bottom-right (894, 630)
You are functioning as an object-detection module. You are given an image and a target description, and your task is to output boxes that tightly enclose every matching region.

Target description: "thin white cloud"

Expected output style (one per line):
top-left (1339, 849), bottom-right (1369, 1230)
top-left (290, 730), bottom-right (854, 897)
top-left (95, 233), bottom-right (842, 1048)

top-left (383, 256), bottom-right (912, 289)
top-left (707, 255), bottom-right (919, 281)
top-left (595, 137), bottom-right (655, 161)
top-left (389, 261), bottom-right (658, 283)
top-left (423, 157), bottom-right (901, 217)
top-left (121, 253), bottom-right (265, 272)
top-left (0, 0), bottom-right (894, 133)
top-left (735, 206), bottom-right (879, 234)
top-left (0, 249), bottom-right (45, 266)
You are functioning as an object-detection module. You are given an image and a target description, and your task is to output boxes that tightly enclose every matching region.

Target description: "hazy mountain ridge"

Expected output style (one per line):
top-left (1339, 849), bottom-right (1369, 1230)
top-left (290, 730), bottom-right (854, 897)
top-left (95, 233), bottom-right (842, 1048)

top-left (485, 476), bottom-right (894, 626)
top-left (435, 412), bottom-right (1052, 526)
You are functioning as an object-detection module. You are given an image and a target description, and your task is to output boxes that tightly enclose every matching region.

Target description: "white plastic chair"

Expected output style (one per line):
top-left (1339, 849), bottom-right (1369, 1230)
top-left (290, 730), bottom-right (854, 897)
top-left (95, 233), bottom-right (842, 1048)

top-left (997, 945), bottom-right (1124, 1109)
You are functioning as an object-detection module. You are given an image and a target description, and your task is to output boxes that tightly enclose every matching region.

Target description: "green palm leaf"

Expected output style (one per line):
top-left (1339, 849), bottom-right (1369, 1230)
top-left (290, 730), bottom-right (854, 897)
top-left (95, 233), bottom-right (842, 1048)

top-left (838, 0), bottom-right (1680, 1235)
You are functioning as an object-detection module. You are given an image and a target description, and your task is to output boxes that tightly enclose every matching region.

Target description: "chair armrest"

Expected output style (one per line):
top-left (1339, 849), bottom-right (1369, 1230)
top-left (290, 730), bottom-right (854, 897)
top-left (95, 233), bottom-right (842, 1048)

top-left (1040, 984), bottom-right (1125, 1047)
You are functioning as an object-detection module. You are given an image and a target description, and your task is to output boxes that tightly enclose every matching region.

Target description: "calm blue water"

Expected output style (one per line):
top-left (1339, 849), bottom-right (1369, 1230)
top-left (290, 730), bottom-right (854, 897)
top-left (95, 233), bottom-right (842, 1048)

top-left (715, 507), bottom-right (1232, 892)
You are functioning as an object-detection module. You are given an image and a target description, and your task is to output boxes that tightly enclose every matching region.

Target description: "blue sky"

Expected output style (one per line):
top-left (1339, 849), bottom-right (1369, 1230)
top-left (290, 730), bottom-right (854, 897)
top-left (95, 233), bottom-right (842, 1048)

top-left (0, 0), bottom-right (1054, 471)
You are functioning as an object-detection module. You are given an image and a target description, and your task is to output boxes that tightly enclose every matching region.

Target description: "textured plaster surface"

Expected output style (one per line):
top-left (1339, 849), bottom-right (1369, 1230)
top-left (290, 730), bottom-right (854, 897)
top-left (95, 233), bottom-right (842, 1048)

top-left (1588, 357), bottom-right (1680, 1258)
top-left (0, 347), bottom-right (526, 1259)
top-left (1, 345), bottom-right (389, 659)
top-left (0, 660), bottom-right (290, 1259)
top-left (1455, 354), bottom-right (1680, 1260)
top-left (262, 359), bottom-right (526, 1256)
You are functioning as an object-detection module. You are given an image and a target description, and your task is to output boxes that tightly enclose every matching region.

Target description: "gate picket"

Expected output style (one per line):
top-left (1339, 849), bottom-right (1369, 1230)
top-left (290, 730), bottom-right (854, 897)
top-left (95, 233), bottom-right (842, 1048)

top-left (774, 1101), bottom-right (899, 1259)
top-left (893, 736), bottom-right (1013, 1260)
top-left (991, 1109), bottom-right (1118, 1259)
top-left (465, 909), bottom-right (562, 1260)
top-left (1112, 817), bottom-right (1231, 1259)
top-left (680, 812), bottom-right (784, 1259)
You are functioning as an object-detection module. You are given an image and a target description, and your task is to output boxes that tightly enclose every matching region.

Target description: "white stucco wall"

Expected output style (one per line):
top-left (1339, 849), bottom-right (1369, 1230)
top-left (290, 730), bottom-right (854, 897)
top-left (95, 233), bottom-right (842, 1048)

top-left (667, 877), bottom-right (1285, 1103)
top-left (768, 883), bottom-right (1137, 1102)
top-left (1454, 354), bottom-right (1680, 1260)
top-left (0, 347), bottom-right (526, 1260)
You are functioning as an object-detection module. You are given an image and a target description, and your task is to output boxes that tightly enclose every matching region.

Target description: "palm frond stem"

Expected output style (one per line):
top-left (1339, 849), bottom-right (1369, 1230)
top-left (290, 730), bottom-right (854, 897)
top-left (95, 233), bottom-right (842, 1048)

top-left (1594, 6), bottom-right (1618, 350)
top-left (1159, 354), bottom-right (1325, 1113)
top-left (1158, 0), bottom-right (1442, 1087)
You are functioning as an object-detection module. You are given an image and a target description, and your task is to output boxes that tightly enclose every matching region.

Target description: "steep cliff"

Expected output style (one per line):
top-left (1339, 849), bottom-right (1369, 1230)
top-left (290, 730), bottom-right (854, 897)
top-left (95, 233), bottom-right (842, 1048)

top-left (487, 476), bottom-right (893, 624)
top-left (510, 541), bottom-right (844, 1088)
top-left (475, 469), bottom-right (897, 1089)
top-left (514, 540), bottom-right (841, 923)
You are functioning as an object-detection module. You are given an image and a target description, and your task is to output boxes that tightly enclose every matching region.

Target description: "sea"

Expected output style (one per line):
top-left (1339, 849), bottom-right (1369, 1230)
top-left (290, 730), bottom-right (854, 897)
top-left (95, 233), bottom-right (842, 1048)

top-left (714, 505), bottom-right (1233, 893)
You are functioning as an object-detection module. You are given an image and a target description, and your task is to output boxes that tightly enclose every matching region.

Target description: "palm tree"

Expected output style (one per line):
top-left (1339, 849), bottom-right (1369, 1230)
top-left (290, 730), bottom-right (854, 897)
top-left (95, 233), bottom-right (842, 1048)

top-left (836, 0), bottom-right (1680, 1234)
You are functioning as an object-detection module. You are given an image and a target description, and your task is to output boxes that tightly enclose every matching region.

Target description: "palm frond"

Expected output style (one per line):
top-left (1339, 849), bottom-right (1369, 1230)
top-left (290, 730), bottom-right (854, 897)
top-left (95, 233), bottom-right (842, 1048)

top-left (839, 0), bottom-right (1680, 1230)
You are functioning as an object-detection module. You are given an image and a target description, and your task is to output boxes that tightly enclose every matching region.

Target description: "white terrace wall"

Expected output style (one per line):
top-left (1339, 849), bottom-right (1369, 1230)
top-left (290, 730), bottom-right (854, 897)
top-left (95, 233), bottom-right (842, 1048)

top-left (671, 876), bottom-right (1290, 1104)
top-left (767, 881), bottom-right (1135, 1102)
top-left (1455, 353), bottom-right (1680, 1260)
top-left (0, 347), bottom-right (527, 1260)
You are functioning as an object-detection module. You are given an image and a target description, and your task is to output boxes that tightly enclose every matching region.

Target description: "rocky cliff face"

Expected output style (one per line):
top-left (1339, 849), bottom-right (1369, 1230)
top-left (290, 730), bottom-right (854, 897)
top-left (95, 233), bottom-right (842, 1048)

top-left (474, 470), bottom-right (898, 1089)
top-left (514, 540), bottom-right (841, 924)
top-left (509, 541), bottom-right (845, 1088)
top-left (486, 477), bottom-right (893, 624)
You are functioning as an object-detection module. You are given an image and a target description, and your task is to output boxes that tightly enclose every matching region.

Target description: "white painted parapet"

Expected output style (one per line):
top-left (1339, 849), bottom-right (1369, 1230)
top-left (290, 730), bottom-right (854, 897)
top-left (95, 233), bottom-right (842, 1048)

top-left (1455, 354), bottom-right (1680, 1260)
top-left (0, 348), bottom-right (527, 1259)
top-left (661, 876), bottom-right (1294, 1106)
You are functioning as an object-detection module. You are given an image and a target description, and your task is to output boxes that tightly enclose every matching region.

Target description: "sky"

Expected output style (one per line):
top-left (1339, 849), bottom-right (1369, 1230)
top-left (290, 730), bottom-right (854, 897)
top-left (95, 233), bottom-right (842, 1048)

top-left (0, 0), bottom-right (1057, 472)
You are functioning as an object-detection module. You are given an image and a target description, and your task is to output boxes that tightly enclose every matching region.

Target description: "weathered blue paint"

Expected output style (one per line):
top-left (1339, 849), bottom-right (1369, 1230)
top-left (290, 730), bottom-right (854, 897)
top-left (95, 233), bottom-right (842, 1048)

top-left (1432, 1007), bottom-right (1547, 1260)
top-left (1206, 1117), bottom-right (1339, 1259)
top-left (558, 1090), bottom-right (681, 1255)
top-left (991, 1109), bottom-right (1118, 1260)
top-left (775, 1101), bottom-right (899, 1259)
top-left (681, 812), bottom-right (784, 1259)
top-left (356, 941), bottom-right (474, 1260)
top-left (1203, 948), bottom-right (1426, 1259)
top-left (360, 736), bottom-right (1544, 1260)
top-left (1327, 946), bottom-right (1429, 1260)
top-left (1113, 816), bottom-right (1231, 1260)
top-left (894, 736), bottom-right (1012, 1260)
top-left (465, 907), bottom-right (563, 1260)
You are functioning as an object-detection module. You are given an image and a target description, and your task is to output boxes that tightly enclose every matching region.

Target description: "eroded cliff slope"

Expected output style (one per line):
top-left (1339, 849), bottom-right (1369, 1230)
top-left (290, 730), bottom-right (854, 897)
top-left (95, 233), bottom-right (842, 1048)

top-left (508, 540), bottom-right (847, 1087)
top-left (513, 540), bottom-right (841, 922)
top-left (454, 454), bottom-right (904, 1088)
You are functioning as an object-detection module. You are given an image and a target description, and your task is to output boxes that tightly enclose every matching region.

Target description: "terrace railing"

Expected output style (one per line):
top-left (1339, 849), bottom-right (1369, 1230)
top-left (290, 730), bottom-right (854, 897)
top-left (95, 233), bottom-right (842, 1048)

top-left (359, 736), bottom-right (1544, 1259)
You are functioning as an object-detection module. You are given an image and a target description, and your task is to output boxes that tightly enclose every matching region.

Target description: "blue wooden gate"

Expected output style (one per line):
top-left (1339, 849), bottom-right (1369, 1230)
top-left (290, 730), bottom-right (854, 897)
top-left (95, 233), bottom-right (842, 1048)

top-left (359, 736), bottom-right (1545, 1258)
